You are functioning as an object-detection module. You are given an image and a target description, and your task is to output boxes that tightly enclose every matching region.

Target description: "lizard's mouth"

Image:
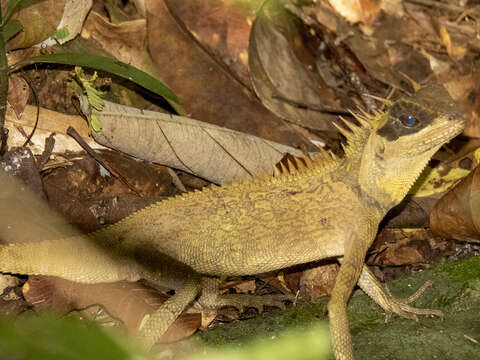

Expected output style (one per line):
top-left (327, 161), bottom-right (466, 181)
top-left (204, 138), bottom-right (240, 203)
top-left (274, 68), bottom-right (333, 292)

top-left (402, 117), bottom-right (466, 156)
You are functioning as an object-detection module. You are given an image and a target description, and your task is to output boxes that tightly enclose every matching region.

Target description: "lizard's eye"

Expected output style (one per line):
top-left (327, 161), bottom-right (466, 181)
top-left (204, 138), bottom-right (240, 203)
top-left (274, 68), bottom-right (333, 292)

top-left (399, 114), bottom-right (417, 127)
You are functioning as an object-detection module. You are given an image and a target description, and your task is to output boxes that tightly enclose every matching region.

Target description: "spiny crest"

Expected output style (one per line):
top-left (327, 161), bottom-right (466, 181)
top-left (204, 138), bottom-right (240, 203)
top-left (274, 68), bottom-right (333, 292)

top-left (331, 105), bottom-right (388, 158)
top-left (262, 151), bottom-right (338, 185)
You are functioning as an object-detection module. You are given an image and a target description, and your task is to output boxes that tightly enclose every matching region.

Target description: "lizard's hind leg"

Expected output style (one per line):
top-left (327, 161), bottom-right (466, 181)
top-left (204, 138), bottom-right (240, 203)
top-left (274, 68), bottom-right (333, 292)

top-left (139, 273), bottom-right (202, 348)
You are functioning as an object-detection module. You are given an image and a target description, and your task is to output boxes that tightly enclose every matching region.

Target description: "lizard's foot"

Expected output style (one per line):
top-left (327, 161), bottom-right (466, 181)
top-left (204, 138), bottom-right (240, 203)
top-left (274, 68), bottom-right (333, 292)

top-left (358, 266), bottom-right (443, 323)
top-left (198, 277), bottom-right (293, 313)
top-left (380, 280), bottom-right (444, 323)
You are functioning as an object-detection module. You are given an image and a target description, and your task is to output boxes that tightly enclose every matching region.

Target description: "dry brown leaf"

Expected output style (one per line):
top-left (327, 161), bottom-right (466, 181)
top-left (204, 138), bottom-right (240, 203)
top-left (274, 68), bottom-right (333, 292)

top-left (42, 150), bottom-right (179, 232)
top-left (133, 0), bottom-right (146, 17)
top-left (23, 276), bottom-right (201, 343)
top-left (430, 165), bottom-right (480, 243)
top-left (82, 12), bottom-right (147, 70)
top-left (7, 74), bottom-right (29, 119)
top-left (308, 2), bottom-right (436, 88)
top-left (439, 26), bottom-right (467, 61)
top-left (443, 73), bottom-right (480, 138)
top-left (165, 0), bottom-right (258, 88)
top-left (249, 1), bottom-right (338, 131)
top-left (231, 279), bottom-right (256, 294)
top-left (4, 103), bottom-right (105, 154)
top-left (0, 275), bottom-right (21, 294)
top-left (327, 0), bottom-right (380, 26)
top-left (7, 0), bottom-right (65, 50)
top-left (299, 263), bottom-right (339, 300)
top-left (380, 0), bottom-right (404, 17)
top-left (146, 0), bottom-right (313, 150)
top-left (81, 97), bottom-right (313, 184)
top-left (41, 0), bottom-right (92, 45)
top-left (367, 229), bottom-right (441, 267)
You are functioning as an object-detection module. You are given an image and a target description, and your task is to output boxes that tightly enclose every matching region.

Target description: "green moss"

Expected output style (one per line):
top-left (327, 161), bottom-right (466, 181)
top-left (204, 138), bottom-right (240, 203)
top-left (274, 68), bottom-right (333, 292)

top-left (198, 302), bottom-right (328, 346)
top-left (434, 255), bottom-right (480, 282)
top-left (197, 257), bottom-right (480, 360)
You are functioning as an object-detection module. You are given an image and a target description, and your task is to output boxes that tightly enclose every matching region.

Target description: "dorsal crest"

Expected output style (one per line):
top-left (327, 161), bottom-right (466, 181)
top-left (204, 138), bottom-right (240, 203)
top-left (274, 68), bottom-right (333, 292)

top-left (331, 110), bottom-right (379, 158)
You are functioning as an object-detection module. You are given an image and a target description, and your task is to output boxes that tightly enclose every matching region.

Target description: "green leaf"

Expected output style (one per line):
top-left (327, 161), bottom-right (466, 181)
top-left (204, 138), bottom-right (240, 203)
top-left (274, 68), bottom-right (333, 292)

top-left (2, 19), bottom-right (22, 41)
top-left (2, 0), bottom-right (29, 25)
top-left (90, 114), bottom-right (103, 132)
top-left (0, 314), bottom-right (147, 360)
top-left (74, 67), bottom-right (105, 131)
top-left (10, 52), bottom-right (184, 114)
top-left (52, 26), bottom-right (70, 41)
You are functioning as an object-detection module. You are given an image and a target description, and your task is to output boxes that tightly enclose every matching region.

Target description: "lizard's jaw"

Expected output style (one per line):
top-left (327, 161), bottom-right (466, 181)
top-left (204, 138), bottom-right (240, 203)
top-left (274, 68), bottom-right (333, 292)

top-left (397, 116), bottom-right (465, 157)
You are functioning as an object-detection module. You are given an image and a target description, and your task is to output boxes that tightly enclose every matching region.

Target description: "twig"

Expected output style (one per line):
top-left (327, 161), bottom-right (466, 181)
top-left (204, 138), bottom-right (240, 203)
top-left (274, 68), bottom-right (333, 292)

top-left (167, 167), bottom-right (187, 193)
top-left (21, 74), bottom-right (40, 147)
top-left (14, 125), bottom-right (34, 146)
top-left (66, 126), bottom-right (142, 197)
top-left (36, 133), bottom-right (56, 170)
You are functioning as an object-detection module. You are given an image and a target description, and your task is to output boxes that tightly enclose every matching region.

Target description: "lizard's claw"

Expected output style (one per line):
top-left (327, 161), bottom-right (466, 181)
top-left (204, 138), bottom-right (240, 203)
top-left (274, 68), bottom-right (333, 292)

top-left (381, 280), bottom-right (444, 323)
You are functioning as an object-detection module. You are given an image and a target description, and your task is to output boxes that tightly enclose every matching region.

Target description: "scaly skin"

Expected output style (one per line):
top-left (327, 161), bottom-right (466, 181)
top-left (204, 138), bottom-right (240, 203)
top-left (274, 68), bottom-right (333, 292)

top-left (0, 85), bottom-right (465, 359)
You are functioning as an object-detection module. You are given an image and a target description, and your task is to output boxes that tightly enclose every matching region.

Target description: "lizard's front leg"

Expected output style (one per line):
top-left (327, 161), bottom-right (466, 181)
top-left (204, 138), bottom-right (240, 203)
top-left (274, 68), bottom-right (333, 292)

top-left (328, 230), bottom-right (373, 360)
top-left (358, 265), bottom-right (443, 321)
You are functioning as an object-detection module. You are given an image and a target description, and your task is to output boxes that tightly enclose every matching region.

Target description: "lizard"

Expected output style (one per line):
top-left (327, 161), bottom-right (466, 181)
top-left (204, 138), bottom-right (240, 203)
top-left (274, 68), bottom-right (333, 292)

top-left (0, 84), bottom-right (466, 359)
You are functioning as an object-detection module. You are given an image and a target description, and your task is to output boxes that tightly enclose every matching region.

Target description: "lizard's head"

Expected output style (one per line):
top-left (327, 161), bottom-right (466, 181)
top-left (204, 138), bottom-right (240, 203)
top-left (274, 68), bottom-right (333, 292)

top-left (374, 84), bottom-right (465, 158)
top-left (358, 84), bottom-right (466, 207)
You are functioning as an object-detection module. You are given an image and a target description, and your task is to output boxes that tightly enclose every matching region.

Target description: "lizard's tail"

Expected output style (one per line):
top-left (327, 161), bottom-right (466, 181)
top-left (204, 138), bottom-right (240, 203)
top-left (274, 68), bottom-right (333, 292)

top-left (0, 238), bottom-right (139, 283)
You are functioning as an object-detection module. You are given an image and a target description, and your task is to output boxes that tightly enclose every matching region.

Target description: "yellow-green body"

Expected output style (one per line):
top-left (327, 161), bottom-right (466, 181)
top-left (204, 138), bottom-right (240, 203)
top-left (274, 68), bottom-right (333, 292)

top-left (0, 85), bottom-right (466, 359)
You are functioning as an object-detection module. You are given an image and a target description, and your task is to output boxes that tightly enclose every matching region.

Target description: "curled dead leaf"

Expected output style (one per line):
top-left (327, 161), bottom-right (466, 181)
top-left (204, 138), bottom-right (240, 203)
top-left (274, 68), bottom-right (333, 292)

top-left (430, 165), bottom-right (480, 242)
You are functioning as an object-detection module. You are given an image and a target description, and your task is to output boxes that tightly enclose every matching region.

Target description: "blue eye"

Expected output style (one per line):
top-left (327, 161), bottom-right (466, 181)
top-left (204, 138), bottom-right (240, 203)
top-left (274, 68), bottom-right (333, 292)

top-left (400, 114), bottom-right (417, 127)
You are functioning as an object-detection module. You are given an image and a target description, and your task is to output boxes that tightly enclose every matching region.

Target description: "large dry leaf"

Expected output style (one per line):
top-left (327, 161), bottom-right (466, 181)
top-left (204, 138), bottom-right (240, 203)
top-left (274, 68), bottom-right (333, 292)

top-left (23, 276), bottom-right (201, 343)
top-left (430, 165), bottom-right (480, 243)
top-left (249, 1), bottom-right (338, 131)
top-left (81, 97), bottom-right (311, 184)
top-left (147, 0), bottom-right (314, 150)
